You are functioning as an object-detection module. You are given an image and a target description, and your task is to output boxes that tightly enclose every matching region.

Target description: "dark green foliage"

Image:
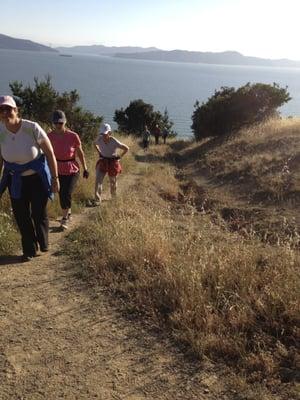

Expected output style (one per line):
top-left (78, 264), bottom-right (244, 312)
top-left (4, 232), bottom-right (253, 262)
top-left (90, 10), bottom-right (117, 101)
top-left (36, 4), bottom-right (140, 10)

top-left (114, 99), bottom-right (175, 136)
top-left (9, 75), bottom-right (102, 144)
top-left (191, 83), bottom-right (291, 140)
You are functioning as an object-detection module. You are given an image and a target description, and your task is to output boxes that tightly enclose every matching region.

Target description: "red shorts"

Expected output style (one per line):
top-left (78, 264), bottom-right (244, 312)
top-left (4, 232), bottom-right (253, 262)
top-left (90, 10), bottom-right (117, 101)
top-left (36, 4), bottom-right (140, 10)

top-left (96, 159), bottom-right (122, 176)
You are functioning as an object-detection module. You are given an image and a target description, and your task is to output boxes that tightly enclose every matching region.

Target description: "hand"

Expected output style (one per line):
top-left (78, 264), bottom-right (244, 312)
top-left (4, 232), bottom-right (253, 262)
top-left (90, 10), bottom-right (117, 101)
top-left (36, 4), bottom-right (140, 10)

top-left (51, 177), bottom-right (60, 193)
top-left (83, 169), bottom-right (89, 179)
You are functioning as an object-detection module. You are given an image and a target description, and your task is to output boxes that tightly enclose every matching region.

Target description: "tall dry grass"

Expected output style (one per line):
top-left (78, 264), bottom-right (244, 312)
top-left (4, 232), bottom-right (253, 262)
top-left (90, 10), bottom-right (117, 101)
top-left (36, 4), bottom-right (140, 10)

top-left (66, 138), bottom-right (299, 391)
top-left (199, 118), bottom-right (300, 203)
top-left (0, 192), bottom-right (19, 254)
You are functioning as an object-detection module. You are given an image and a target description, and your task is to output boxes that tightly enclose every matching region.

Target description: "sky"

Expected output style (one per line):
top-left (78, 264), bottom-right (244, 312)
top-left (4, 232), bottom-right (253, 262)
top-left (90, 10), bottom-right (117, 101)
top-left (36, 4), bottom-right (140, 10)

top-left (1, 0), bottom-right (300, 60)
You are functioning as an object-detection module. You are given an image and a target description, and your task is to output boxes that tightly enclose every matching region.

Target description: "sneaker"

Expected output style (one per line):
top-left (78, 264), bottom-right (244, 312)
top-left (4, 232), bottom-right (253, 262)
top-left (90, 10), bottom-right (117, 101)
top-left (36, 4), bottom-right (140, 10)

top-left (21, 254), bottom-right (34, 262)
top-left (60, 217), bottom-right (68, 230)
top-left (86, 199), bottom-right (101, 207)
top-left (88, 199), bottom-right (100, 207)
top-left (67, 212), bottom-right (72, 221)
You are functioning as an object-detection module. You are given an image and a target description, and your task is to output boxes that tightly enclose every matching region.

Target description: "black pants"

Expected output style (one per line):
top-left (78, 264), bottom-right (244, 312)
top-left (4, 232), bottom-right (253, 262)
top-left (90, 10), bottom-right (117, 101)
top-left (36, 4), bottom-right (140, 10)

top-left (143, 139), bottom-right (149, 149)
top-left (9, 174), bottom-right (49, 256)
top-left (58, 173), bottom-right (79, 210)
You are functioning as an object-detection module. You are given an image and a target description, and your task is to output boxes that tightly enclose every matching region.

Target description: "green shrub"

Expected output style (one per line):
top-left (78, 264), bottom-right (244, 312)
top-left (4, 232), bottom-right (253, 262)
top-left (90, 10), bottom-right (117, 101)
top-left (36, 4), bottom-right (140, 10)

top-left (191, 83), bottom-right (291, 140)
top-left (9, 75), bottom-right (102, 144)
top-left (114, 99), bottom-right (175, 136)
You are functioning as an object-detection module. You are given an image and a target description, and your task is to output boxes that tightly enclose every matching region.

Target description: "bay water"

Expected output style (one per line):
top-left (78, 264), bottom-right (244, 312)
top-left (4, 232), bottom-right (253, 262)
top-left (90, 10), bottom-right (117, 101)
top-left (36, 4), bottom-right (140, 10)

top-left (1, 49), bottom-right (300, 138)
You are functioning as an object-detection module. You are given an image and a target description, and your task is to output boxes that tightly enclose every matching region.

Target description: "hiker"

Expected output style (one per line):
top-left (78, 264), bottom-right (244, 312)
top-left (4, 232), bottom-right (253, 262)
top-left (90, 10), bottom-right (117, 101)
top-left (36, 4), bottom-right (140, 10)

top-left (162, 127), bottom-right (169, 144)
top-left (152, 124), bottom-right (161, 145)
top-left (94, 123), bottom-right (129, 204)
top-left (142, 125), bottom-right (151, 150)
top-left (0, 95), bottom-right (59, 262)
top-left (48, 110), bottom-right (89, 230)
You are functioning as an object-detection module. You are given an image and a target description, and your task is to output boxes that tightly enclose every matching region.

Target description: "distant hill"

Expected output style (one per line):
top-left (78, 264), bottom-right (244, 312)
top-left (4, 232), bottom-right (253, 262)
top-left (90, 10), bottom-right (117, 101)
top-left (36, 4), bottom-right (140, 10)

top-left (114, 49), bottom-right (300, 68)
top-left (0, 33), bottom-right (57, 52)
top-left (2, 33), bottom-right (299, 68)
top-left (56, 45), bottom-right (159, 56)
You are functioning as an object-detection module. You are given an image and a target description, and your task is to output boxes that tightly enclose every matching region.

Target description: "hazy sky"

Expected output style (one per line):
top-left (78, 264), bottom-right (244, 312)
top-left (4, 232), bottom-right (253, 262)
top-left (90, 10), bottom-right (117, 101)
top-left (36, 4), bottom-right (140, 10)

top-left (2, 0), bottom-right (299, 60)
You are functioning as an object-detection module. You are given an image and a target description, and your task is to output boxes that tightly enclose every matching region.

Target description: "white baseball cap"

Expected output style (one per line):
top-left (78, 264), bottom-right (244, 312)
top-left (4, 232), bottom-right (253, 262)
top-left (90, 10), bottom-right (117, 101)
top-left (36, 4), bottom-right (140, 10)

top-left (99, 123), bottom-right (112, 135)
top-left (0, 95), bottom-right (17, 108)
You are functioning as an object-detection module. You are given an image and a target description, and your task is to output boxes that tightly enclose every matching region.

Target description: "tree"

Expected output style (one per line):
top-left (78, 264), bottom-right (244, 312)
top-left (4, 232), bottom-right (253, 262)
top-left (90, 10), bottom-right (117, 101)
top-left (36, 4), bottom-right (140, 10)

top-left (9, 75), bottom-right (102, 144)
top-left (114, 99), bottom-right (175, 136)
top-left (161, 108), bottom-right (174, 134)
top-left (191, 83), bottom-right (291, 140)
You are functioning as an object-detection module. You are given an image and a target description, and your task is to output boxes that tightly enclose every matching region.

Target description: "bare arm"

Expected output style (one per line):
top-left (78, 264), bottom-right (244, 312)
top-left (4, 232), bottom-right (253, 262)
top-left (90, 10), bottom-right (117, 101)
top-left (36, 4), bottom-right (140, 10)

top-left (76, 145), bottom-right (88, 171)
top-left (119, 143), bottom-right (129, 158)
top-left (95, 145), bottom-right (101, 156)
top-left (39, 137), bottom-right (60, 193)
top-left (94, 141), bottom-right (101, 157)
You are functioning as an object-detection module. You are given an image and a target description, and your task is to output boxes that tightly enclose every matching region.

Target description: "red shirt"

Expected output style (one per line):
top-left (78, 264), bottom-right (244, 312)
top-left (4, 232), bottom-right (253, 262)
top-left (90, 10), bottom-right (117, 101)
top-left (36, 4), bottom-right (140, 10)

top-left (48, 130), bottom-right (81, 175)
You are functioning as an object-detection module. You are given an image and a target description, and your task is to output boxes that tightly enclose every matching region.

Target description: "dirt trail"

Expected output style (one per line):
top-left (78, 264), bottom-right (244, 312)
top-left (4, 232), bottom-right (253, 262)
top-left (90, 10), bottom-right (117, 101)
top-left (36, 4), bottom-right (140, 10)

top-left (0, 173), bottom-right (228, 399)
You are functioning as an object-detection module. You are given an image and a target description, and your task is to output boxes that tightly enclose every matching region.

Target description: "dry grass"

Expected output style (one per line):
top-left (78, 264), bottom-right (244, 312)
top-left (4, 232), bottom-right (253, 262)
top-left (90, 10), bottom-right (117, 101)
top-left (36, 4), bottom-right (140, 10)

top-left (0, 192), bottom-right (19, 254)
top-left (66, 129), bottom-right (300, 397)
top-left (198, 118), bottom-right (300, 204)
top-left (172, 118), bottom-right (300, 249)
top-left (1, 124), bottom-right (299, 397)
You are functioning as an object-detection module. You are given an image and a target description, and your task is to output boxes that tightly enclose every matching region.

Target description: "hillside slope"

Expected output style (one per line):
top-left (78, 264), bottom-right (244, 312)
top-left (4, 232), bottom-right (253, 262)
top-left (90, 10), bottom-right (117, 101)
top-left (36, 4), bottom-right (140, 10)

top-left (0, 33), bottom-right (57, 52)
top-left (65, 126), bottom-right (299, 399)
top-left (114, 49), bottom-right (300, 67)
top-left (0, 126), bottom-right (298, 399)
top-left (175, 118), bottom-right (300, 244)
top-left (0, 144), bottom-right (229, 400)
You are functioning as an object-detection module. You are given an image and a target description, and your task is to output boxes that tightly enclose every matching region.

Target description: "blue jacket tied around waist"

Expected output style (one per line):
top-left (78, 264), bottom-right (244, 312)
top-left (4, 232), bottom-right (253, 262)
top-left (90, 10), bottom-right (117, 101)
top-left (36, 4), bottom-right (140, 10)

top-left (0, 154), bottom-right (53, 200)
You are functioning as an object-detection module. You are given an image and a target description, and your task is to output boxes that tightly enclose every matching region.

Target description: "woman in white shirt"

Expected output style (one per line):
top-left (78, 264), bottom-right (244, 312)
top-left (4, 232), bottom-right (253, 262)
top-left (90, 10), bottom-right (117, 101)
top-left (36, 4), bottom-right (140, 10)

top-left (0, 95), bottom-right (59, 262)
top-left (94, 123), bottom-right (129, 204)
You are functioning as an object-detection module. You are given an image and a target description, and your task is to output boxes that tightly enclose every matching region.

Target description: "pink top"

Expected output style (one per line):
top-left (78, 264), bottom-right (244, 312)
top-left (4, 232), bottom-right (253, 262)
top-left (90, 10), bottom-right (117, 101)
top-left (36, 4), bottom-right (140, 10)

top-left (48, 130), bottom-right (81, 175)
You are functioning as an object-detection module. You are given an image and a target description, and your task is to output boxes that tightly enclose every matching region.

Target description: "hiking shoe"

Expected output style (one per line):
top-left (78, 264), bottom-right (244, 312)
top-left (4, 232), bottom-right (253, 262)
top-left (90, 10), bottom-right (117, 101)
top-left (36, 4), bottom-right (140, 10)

top-left (21, 254), bottom-right (34, 262)
top-left (89, 199), bottom-right (100, 207)
top-left (60, 217), bottom-right (68, 230)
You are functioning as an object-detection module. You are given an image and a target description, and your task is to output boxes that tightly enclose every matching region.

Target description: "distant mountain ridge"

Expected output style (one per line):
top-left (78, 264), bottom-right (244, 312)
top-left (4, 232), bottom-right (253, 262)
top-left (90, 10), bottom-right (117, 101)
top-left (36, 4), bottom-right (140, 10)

top-left (56, 45), bottom-right (159, 56)
top-left (1, 33), bottom-right (300, 68)
top-left (55, 45), bottom-right (300, 68)
top-left (0, 33), bottom-right (57, 52)
top-left (114, 49), bottom-right (300, 68)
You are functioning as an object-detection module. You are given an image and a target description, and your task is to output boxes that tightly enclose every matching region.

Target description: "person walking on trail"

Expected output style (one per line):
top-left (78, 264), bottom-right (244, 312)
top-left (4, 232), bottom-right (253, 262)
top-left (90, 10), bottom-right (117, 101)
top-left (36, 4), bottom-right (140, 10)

top-left (48, 110), bottom-right (89, 230)
top-left (152, 124), bottom-right (161, 145)
top-left (162, 127), bottom-right (169, 144)
top-left (0, 95), bottom-right (59, 262)
top-left (142, 124), bottom-right (151, 151)
top-left (94, 123), bottom-right (129, 205)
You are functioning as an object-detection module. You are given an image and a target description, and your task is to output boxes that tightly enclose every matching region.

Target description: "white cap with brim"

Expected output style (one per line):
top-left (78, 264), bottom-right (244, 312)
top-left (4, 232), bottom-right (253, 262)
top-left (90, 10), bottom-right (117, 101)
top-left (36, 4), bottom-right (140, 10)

top-left (0, 95), bottom-right (17, 108)
top-left (99, 123), bottom-right (111, 135)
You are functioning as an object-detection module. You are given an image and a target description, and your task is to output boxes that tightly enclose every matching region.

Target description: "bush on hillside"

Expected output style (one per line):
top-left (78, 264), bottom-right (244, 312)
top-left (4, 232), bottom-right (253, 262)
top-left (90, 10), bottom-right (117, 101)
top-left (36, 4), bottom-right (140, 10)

top-left (9, 75), bottom-right (102, 144)
top-left (114, 99), bottom-right (175, 136)
top-left (191, 83), bottom-right (291, 140)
